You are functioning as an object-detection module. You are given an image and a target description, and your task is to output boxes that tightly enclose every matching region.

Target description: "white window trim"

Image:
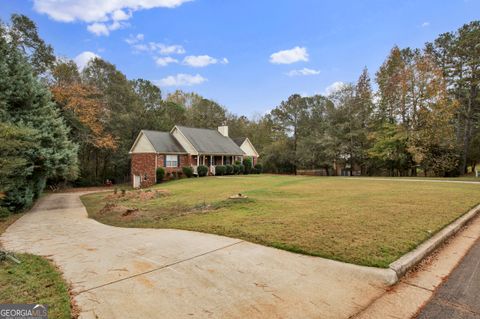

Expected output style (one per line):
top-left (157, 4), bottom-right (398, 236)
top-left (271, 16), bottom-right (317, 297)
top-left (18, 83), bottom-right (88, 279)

top-left (166, 155), bottom-right (178, 168)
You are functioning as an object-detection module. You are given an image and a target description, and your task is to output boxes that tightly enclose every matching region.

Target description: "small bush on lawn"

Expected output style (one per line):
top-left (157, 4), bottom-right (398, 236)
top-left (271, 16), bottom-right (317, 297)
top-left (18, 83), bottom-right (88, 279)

top-left (156, 167), bottom-right (165, 183)
top-left (254, 163), bottom-right (263, 174)
top-left (235, 160), bottom-right (241, 165)
top-left (225, 164), bottom-right (234, 175)
top-left (243, 157), bottom-right (253, 174)
top-left (182, 166), bottom-right (194, 178)
top-left (215, 165), bottom-right (226, 176)
top-left (233, 164), bottom-right (241, 174)
top-left (237, 164), bottom-right (245, 174)
top-left (197, 165), bottom-right (208, 177)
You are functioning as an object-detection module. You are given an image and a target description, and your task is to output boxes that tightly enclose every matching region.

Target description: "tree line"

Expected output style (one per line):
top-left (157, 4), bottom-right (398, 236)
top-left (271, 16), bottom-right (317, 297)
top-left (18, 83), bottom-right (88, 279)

top-left (1, 14), bottom-right (479, 213)
top-left (262, 21), bottom-right (480, 176)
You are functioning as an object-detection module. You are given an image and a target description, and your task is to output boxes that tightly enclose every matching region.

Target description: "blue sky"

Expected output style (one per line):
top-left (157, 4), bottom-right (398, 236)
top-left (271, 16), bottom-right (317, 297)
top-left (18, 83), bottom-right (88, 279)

top-left (1, 0), bottom-right (479, 116)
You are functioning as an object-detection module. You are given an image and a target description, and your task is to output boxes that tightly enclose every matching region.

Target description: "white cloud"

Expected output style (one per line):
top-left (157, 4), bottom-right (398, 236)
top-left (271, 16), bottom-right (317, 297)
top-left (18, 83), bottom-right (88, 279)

top-left (270, 46), bottom-right (309, 64)
top-left (87, 20), bottom-right (128, 36)
top-left (156, 73), bottom-right (207, 87)
top-left (33, 0), bottom-right (192, 22)
top-left (323, 81), bottom-right (345, 95)
top-left (132, 44), bottom-right (149, 51)
top-left (33, 0), bottom-right (192, 35)
top-left (125, 34), bottom-right (186, 67)
top-left (74, 51), bottom-right (100, 70)
top-left (125, 33), bottom-right (144, 44)
top-left (182, 55), bottom-right (228, 67)
top-left (108, 20), bottom-right (127, 31)
top-left (183, 55), bottom-right (216, 67)
top-left (421, 22), bottom-right (430, 27)
top-left (150, 42), bottom-right (186, 55)
top-left (87, 23), bottom-right (109, 36)
top-left (128, 38), bottom-right (185, 55)
top-left (112, 9), bottom-right (131, 21)
top-left (155, 56), bottom-right (178, 66)
top-left (286, 67), bottom-right (320, 76)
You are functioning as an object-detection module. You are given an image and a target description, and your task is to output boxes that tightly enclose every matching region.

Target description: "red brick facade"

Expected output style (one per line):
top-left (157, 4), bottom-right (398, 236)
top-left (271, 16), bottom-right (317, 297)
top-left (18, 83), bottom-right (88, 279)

top-left (156, 154), bottom-right (192, 172)
top-left (131, 153), bottom-right (192, 188)
top-left (131, 152), bottom-right (260, 188)
top-left (131, 153), bottom-right (157, 187)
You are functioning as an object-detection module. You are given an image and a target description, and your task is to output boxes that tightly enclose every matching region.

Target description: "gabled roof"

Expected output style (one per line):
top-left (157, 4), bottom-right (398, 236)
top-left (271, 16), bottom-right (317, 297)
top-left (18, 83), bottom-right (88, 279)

top-left (142, 130), bottom-right (186, 153)
top-left (231, 137), bottom-right (247, 146)
top-left (175, 126), bottom-right (244, 155)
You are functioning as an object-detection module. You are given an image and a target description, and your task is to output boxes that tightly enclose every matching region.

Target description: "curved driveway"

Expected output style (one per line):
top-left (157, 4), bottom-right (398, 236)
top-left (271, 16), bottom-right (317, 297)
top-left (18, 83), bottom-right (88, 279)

top-left (1, 192), bottom-right (395, 319)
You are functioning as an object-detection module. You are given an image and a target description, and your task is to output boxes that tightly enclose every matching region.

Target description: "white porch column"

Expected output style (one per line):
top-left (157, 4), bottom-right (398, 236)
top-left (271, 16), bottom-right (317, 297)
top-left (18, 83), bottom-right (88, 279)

top-left (221, 156), bottom-right (224, 165)
top-left (196, 155), bottom-right (199, 166)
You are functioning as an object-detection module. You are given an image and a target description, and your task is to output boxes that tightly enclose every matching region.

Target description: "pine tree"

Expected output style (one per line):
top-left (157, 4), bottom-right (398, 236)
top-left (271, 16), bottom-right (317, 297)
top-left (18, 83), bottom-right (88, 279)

top-left (0, 29), bottom-right (78, 211)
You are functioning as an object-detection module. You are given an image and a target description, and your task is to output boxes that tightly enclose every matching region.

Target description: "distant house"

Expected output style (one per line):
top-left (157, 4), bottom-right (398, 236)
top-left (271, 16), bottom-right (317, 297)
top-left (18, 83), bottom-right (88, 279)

top-left (129, 125), bottom-right (259, 188)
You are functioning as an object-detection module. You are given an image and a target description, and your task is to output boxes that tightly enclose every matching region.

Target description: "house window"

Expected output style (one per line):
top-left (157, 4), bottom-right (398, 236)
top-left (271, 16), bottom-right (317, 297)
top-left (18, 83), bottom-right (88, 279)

top-left (166, 155), bottom-right (178, 167)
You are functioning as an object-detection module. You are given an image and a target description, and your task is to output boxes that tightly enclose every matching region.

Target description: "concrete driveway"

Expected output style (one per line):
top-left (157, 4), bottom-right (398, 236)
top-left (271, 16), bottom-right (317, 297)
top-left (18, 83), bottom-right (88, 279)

top-left (1, 193), bottom-right (395, 318)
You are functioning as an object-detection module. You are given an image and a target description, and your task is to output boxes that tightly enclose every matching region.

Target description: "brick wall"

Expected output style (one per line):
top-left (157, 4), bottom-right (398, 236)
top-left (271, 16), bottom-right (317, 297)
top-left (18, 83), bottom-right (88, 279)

top-left (156, 154), bottom-right (191, 173)
top-left (131, 153), bottom-right (194, 187)
top-left (131, 153), bottom-right (157, 187)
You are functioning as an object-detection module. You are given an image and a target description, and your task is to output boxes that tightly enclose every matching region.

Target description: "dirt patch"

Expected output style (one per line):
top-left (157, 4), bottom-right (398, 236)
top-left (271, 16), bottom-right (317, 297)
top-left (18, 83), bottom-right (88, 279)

top-left (122, 208), bottom-right (139, 217)
top-left (99, 203), bottom-right (140, 220)
top-left (105, 189), bottom-right (170, 202)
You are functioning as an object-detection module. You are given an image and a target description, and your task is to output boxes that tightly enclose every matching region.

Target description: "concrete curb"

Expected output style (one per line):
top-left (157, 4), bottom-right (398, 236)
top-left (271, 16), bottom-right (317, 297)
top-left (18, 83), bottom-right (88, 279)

top-left (389, 203), bottom-right (480, 280)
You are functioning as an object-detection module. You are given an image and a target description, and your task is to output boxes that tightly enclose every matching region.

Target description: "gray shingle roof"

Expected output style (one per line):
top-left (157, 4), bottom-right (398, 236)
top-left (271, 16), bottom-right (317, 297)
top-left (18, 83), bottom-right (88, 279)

top-left (176, 126), bottom-right (244, 155)
top-left (142, 130), bottom-right (186, 153)
top-left (231, 137), bottom-right (247, 146)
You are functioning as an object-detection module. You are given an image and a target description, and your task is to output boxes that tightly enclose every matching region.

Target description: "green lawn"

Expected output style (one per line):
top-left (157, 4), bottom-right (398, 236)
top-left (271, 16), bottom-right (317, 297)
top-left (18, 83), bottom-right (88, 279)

top-left (81, 175), bottom-right (480, 268)
top-left (0, 214), bottom-right (74, 318)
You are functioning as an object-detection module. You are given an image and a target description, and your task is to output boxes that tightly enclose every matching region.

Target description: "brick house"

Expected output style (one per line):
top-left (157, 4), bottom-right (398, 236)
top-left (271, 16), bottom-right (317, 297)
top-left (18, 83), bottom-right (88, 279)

top-left (129, 125), bottom-right (259, 188)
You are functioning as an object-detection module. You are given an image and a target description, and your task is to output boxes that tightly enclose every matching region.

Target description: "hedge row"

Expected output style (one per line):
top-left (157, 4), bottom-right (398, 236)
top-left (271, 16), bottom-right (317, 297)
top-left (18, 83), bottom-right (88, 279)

top-left (155, 163), bottom-right (263, 182)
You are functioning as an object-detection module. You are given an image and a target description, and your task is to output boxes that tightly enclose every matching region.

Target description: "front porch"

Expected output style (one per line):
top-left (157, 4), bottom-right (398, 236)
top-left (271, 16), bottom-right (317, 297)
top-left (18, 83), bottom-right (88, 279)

top-left (192, 154), bottom-right (243, 175)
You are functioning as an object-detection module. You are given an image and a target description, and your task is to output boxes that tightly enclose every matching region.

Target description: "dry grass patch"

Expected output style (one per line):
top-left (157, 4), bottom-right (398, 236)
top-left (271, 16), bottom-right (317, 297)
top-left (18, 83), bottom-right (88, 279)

top-left (81, 175), bottom-right (480, 267)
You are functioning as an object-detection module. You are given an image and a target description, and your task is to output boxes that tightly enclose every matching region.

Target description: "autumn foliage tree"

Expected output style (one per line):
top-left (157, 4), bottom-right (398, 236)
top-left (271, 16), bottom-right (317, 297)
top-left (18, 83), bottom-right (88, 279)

top-left (51, 63), bottom-right (117, 150)
top-left (373, 46), bottom-right (459, 176)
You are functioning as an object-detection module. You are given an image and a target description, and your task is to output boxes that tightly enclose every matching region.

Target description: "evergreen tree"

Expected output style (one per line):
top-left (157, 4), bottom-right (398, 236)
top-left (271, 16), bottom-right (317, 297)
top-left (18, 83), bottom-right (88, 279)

top-left (4, 14), bottom-right (56, 76)
top-left (0, 30), bottom-right (78, 211)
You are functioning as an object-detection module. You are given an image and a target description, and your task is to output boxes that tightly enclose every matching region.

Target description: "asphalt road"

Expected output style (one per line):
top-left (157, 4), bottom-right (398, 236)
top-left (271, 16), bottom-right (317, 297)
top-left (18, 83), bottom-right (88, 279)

top-left (417, 239), bottom-right (480, 319)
